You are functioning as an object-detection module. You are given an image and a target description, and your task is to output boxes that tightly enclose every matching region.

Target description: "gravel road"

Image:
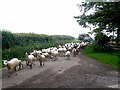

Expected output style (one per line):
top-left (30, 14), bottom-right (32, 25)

top-left (1, 51), bottom-right (119, 89)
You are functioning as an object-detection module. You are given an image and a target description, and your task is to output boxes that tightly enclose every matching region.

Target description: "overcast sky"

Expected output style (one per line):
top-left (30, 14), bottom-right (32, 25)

top-left (0, 0), bottom-right (92, 38)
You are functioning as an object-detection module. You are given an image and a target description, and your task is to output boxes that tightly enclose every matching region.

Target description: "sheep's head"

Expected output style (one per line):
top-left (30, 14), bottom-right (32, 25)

top-left (25, 52), bottom-right (29, 57)
top-left (3, 60), bottom-right (8, 66)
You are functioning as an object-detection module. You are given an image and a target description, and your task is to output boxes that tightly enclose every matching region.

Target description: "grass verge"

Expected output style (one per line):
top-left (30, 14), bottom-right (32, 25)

top-left (84, 47), bottom-right (120, 69)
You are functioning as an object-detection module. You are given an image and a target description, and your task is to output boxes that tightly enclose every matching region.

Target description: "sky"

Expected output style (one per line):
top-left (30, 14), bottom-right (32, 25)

top-left (0, 0), bottom-right (92, 38)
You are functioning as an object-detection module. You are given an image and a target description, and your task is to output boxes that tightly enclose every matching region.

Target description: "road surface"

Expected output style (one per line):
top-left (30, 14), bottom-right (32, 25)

top-left (1, 51), bottom-right (119, 89)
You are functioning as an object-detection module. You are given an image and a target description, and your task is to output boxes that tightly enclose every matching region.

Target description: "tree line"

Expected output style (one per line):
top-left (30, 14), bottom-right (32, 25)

top-left (2, 30), bottom-right (75, 50)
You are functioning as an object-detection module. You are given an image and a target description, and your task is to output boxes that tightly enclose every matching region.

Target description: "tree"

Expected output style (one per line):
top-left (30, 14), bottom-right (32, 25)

top-left (2, 30), bottom-right (16, 49)
top-left (78, 33), bottom-right (92, 42)
top-left (95, 32), bottom-right (110, 46)
top-left (78, 34), bottom-right (86, 41)
top-left (74, 2), bottom-right (120, 45)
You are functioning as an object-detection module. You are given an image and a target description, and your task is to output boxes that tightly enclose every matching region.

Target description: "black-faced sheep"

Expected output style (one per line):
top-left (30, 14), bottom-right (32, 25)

top-left (65, 51), bottom-right (71, 60)
top-left (72, 48), bottom-right (77, 57)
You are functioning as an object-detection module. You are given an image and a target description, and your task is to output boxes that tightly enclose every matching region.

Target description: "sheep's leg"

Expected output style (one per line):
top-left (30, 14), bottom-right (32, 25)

top-left (66, 56), bottom-right (69, 60)
top-left (56, 56), bottom-right (58, 60)
top-left (29, 64), bottom-right (32, 69)
top-left (59, 53), bottom-right (60, 57)
top-left (54, 56), bottom-right (56, 61)
top-left (8, 70), bottom-right (11, 77)
top-left (33, 61), bottom-right (35, 65)
top-left (14, 66), bottom-right (16, 71)
top-left (21, 64), bottom-right (23, 69)
top-left (15, 72), bottom-right (18, 75)
top-left (63, 53), bottom-right (65, 57)
top-left (68, 56), bottom-right (70, 60)
top-left (43, 61), bottom-right (44, 66)
top-left (27, 62), bottom-right (29, 66)
top-left (67, 56), bottom-right (68, 60)
top-left (39, 60), bottom-right (42, 66)
top-left (26, 60), bottom-right (27, 65)
top-left (26, 60), bottom-right (29, 66)
top-left (8, 69), bottom-right (13, 77)
top-left (42, 61), bottom-right (43, 66)
top-left (73, 53), bottom-right (75, 57)
top-left (16, 65), bottom-right (19, 71)
top-left (19, 63), bottom-right (23, 70)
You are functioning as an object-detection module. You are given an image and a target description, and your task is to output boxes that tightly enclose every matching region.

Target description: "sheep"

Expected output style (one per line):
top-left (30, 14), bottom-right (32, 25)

top-left (72, 48), bottom-right (77, 57)
top-left (30, 50), bottom-right (42, 61)
top-left (25, 52), bottom-right (35, 69)
top-left (62, 47), bottom-right (67, 57)
top-left (5, 58), bottom-right (23, 77)
top-left (3, 60), bottom-right (8, 66)
top-left (42, 52), bottom-right (52, 60)
top-left (65, 51), bottom-right (71, 60)
top-left (38, 54), bottom-right (45, 66)
top-left (58, 47), bottom-right (64, 57)
top-left (58, 47), bottom-right (66, 57)
top-left (51, 50), bottom-right (59, 61)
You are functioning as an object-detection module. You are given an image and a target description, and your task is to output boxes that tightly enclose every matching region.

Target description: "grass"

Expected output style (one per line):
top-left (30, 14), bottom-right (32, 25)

top-left (84, 47), bottom-right (120, 69)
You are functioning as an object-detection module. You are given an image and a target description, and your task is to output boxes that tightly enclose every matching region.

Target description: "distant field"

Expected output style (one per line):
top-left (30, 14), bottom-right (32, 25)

top-left (84, 49), bottom-right (120, 69)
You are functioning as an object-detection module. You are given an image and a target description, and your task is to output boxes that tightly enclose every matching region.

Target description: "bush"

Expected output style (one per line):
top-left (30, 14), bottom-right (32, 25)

top-left (85, 41), bottom-right (111, 53)
top-left (85, 41), bottom-right (105, 53)
top-left (2, 30), bottom-right (16, 49)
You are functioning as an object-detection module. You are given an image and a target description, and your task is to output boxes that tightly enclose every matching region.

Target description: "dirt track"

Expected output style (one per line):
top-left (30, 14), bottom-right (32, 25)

top-left (1, 51), bottom-right (119, 89)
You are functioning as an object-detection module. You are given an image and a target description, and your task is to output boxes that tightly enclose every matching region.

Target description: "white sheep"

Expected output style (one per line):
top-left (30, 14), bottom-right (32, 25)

top-left (42, 52), bottom-right (52, 60)
top-left (58, 47), bottom-right (63, 56)
top-left (72, 48), bottom-right (77, 57)
top-left (38, 54), bottom-right (45, 66)
top-left (25, 52), bottom-right (35, 69)
top-left (65, 51), bottom-right (71, 60)
top-left (51, 50), bottom-right (59, 61)
top-left (6, 58), bottom-right (23, 77)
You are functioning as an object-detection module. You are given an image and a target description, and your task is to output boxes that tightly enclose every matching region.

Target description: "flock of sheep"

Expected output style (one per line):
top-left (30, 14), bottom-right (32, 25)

top-left (3, 41), bottom-right (89, 77)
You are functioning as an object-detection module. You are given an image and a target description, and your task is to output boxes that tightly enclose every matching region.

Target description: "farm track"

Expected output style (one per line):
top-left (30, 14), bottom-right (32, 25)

top-left (1, 51), bottom-right (120, 89)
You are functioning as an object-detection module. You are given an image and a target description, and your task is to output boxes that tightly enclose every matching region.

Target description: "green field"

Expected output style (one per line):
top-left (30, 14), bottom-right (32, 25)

top-left (84, 49), bottom-right (120, 69)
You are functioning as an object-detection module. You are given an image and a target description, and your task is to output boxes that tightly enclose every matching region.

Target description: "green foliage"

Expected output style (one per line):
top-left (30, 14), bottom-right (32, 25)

top-left (1, 30), bottom-right (75, 50)
top-left (95, 32), bottom-right (110, 46)
top-left (78, 34), bottom-right (86, 41)
top-left (84, 41), bottom-right (103, 53)
top-left (74, 2), bottom-right (120, 44)
top-left (2, 30), bottom-right (16, 49)
top-left (78, 33), bottom-right (93, 42)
